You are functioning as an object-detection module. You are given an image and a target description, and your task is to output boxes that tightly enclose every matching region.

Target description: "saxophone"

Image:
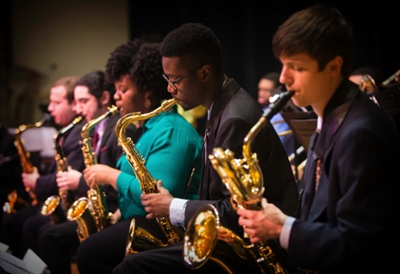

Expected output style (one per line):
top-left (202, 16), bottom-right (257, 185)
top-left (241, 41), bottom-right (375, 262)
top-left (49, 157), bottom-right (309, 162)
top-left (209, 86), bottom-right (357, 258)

top-left (67, 106), bottom-right (118, 242)
top-left (114, 98), bottom-right (184, 256)
top-left (41, 116), bottom-right (83, 224)
top-left (183, 91), bottom-right (295, 274)
top-left (3, 115), bottom-right (52, 213)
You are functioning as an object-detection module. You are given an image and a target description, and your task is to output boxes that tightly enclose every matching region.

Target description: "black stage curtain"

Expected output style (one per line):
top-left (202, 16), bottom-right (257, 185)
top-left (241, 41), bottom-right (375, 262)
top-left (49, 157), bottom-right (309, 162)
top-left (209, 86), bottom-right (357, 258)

top-left (128, 1), bottom-right (399, 100)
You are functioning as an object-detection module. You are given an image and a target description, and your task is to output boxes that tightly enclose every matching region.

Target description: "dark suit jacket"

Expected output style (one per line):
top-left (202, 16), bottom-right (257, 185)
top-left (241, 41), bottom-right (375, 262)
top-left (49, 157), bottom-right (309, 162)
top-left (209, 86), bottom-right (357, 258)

top-left (185, 77), bottom-right (299, 234)
top-left (77, 113), bottom-right (136, 213)
top-left (35, 118), bottom-right (86, 202)
top-left (289, 80), bottom-right (400, 273)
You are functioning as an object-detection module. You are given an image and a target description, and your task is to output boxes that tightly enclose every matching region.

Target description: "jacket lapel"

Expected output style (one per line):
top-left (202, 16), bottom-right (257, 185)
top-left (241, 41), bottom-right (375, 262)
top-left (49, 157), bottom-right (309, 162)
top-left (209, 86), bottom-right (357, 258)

top-left (199, 77), bottom-right (239, 200)
top-left (303, 81), bottom-right (359, 221)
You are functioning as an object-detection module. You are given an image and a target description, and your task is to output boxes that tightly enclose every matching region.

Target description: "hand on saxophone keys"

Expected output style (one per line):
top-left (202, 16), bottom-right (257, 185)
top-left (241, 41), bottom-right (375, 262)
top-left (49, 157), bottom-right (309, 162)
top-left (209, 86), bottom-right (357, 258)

top-left (237, 198), bottom-right (287, 244)
top-left (141, 180), bottom-right (173, 219)
top-left (111, 209), bottom-right (122, 224)
top-left (56, 166), bottom-right (82, 191)
top-left (83, 164), bottom-right (120, 189)
top-left (21, 166), bottom-right (39, 190)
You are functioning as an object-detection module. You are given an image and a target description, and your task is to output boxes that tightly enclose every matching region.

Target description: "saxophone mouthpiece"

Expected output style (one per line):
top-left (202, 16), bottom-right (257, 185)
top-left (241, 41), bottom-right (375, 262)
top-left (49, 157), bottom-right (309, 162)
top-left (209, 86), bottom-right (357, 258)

top-left (107, 105), bottom-right (119, 116)
top-left (42, 113), bottom-right (53, 123)
top-left (262, 90), bottom-right (295, 120)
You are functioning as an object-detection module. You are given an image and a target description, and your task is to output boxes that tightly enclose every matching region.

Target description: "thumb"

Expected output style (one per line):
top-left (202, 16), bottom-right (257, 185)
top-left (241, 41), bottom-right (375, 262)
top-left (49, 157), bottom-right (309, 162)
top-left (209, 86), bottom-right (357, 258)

top-left (68, 165), bottom-right (72, 171)
top-left (261, 198), bottom-right (268, 209)
top-left (157, 180), bottom-right (163, 191)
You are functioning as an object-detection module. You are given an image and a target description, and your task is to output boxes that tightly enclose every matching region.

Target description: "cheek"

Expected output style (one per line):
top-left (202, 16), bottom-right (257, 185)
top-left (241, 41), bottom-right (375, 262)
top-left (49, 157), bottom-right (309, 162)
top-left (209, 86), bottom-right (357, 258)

top-left (131, 95), bottom-right (144, 109)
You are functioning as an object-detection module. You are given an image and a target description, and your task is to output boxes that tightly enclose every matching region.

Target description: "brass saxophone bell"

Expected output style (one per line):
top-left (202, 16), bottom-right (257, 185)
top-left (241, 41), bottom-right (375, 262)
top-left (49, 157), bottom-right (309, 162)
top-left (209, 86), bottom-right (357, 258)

top-left (67, 197), bottom-right (97, 242)
top-left (183, 204), bottom-right (220, 269)
top-left (184, 91), bottom-right (295, 273)
top-left (41, 195), bottom-right (67, 224)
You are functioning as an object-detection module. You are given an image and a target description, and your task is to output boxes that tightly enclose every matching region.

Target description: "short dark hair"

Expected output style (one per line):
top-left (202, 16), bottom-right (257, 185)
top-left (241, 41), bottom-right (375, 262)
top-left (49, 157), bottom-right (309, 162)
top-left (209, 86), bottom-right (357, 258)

top-left (351, 66), bottom-right (384, 85)
top-left (272, 5), bottom-right (355, 77)
top-left (53, 76), bottom-right (79, 104)
top-left (260, 72), bottom-right (280, 88)
top-left (75, 70), bottom-right (116, 105)
top-left (160, 22), bottom-right (223, 74)
top-left (106, 39), bottom-right (169, 103)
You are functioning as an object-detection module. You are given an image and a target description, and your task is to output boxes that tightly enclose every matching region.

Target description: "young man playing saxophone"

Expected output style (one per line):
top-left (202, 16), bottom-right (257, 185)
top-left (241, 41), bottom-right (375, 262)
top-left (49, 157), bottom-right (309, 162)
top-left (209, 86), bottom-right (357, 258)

top-left (113, 22), bottom-right (298, 274)
top-left (76, 39), bottom-right (203, 274)
top-left (36, 70), bottom-right (128, 274)
top-left (237, 5), bottom-right (399, 273)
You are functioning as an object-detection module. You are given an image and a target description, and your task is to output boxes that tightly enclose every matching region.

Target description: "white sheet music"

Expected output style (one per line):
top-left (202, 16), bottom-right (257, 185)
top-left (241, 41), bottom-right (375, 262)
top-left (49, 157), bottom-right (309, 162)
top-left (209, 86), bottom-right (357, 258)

top-left (0, 248), bottom-right (47, 274)
top-left (0, 249), bottom-right (34, 274)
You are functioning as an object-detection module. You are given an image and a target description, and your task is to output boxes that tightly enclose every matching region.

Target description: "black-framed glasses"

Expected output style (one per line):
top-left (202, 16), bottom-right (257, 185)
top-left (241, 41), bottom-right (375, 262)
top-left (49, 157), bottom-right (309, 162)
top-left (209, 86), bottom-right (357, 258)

top-left (162, 65), bottom-right (203, 90)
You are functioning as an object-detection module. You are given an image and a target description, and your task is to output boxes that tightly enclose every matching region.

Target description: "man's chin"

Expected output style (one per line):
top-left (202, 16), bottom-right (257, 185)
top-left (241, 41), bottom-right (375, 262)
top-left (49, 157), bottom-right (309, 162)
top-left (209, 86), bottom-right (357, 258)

top-left (177, 102), bottom-right (195, 112)
top-left (258, 98), bottom-right (268, 106)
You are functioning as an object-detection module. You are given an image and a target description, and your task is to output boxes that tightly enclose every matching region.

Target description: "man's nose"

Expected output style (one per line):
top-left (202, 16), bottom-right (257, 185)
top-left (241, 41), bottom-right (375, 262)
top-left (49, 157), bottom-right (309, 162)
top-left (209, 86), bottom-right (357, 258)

top-left (114, 91), bottom-right (121, 100)
top-left (166, 83), bottom-right (176, 93)
top-left (75, 104), bottom-right (83, 113)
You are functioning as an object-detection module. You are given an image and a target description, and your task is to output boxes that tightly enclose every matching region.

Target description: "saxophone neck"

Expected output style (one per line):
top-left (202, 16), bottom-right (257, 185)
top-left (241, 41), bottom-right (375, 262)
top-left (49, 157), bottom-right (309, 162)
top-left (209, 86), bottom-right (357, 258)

top-left (114, 111), bottom-right (141, 151)
top-left (55, 115), bottom-right (83, 144)
top-left (244, 90), bottom-right (295, 160)
top-left (14, 114), bottom-right (53, 173)
top-left (80, 105), bottom-right (118, 168)
top-left (81, 105), bottom-right (118, 139)
top-left (15, 113), bottom-right (52, 135)
top-left (243, 118), bottom-right (267, 161)
top-left (115, 99), bottom-right (177, 146)
top-left (54, 116), bottom-right (83, 171)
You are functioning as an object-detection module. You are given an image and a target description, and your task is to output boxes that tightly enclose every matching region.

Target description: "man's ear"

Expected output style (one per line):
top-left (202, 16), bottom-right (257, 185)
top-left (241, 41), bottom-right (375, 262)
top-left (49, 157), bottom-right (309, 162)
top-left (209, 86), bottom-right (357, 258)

top-left (328, 56), bottom-right (343, 76)
top-left (200, 64), bottom-right (212, 81)
top-left (100, 91), bottom-right (111, 105)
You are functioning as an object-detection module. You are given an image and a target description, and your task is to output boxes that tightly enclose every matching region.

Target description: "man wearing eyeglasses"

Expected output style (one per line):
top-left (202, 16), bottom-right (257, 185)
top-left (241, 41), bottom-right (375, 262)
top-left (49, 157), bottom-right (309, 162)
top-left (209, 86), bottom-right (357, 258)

top-left (113, 23), bottom-right (298, 274)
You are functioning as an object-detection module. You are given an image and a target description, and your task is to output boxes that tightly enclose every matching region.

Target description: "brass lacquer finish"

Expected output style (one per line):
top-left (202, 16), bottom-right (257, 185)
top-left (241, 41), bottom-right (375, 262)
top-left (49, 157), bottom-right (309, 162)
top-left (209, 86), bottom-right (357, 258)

top-left (184, 91), bottom-right (295, 273)
top-left (3, 115), bottom-right (52, 213)
top-left (114, 99), bottom-right (183, 256)
top-left (67, 197), bottom-right (97, 241)
top-left (41, 116), bottom-right (83, 224)
top-left (40, 195), bottom-right (66, 224)
top-left (67, 106), bottom-right (118, 242)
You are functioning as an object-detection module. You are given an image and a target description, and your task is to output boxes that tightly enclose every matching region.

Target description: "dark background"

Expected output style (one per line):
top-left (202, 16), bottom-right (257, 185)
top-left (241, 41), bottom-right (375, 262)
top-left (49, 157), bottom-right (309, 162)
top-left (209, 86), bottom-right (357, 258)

top-left (1, 1), bottom-right (398, 103)
top-left (128, 1), bottom-right (399, 98)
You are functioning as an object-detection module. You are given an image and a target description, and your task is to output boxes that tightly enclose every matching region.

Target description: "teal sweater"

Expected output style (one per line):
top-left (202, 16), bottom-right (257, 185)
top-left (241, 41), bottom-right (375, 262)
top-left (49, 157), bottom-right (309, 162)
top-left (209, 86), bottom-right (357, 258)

top-left (115, 110), bottom-right (202, 220)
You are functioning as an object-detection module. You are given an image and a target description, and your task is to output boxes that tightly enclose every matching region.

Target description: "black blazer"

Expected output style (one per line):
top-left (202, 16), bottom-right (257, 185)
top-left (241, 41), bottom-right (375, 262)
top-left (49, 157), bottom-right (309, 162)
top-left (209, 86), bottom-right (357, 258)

top-left (289, 80), bottom-right (400, 273)
top-left (35, 118), bottom-right (86, 202)
top-left (185, 77), bottom-right (299, 234)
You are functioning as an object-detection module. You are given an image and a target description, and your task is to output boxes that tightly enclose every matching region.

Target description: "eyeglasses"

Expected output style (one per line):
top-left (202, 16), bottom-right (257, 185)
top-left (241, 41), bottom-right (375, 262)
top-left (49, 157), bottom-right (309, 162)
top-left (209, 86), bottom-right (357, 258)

top-left (162, 65), bottom-right (203, 90)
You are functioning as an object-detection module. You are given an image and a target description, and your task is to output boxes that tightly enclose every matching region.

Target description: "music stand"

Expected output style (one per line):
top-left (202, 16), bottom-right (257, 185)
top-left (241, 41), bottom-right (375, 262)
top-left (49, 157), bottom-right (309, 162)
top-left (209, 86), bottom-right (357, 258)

top-left (375, 85), bottom-right (400, 136)
top-left (281, 111), bottom-right (317, 152)
top-left (280, 111), bottom-right (317, 182)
